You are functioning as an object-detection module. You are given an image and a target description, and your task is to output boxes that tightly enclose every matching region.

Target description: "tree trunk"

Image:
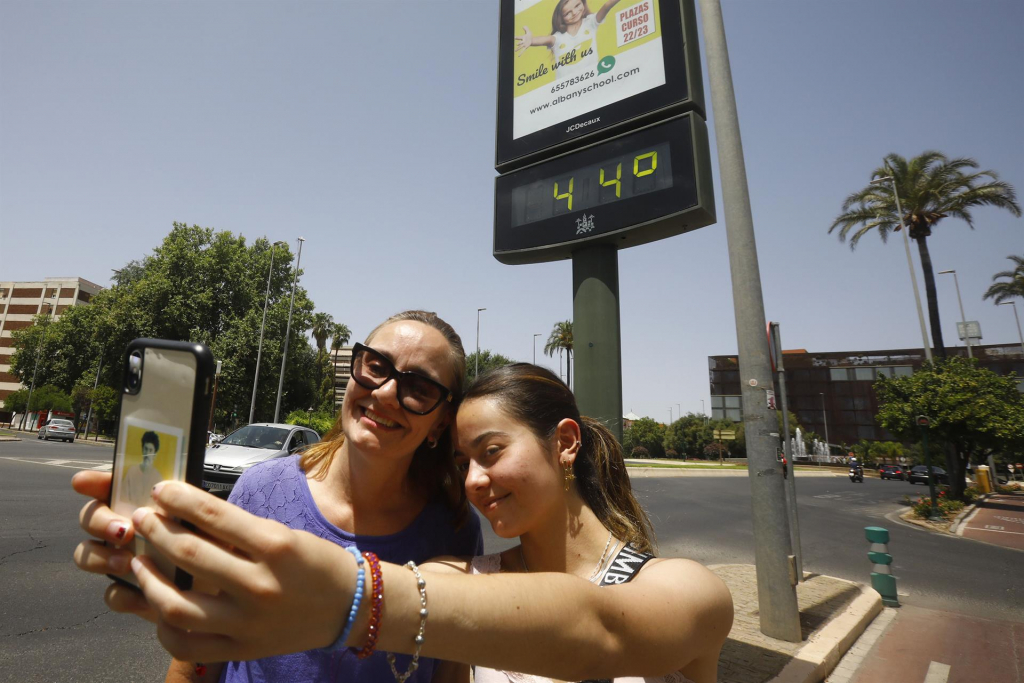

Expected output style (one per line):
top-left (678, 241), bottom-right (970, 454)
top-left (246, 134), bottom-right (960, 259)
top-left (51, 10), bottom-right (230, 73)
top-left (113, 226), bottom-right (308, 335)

top-left (915, 236), bottom-right (947, 359)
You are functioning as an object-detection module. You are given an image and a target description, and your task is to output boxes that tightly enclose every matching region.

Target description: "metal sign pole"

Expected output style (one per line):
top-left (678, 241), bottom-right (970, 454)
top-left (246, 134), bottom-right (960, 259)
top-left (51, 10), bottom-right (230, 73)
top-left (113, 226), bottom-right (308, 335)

top-left (772, 322), bottom-right (803, 580)
top-left (699, 0), bottom-right (801, 641)
top-left (572, 245), bottom-right (623, 444)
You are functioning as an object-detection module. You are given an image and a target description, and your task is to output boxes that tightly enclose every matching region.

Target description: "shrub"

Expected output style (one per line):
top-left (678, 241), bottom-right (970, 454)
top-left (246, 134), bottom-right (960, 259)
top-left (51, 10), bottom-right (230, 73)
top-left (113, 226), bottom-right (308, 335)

top-left (285, 409), bottom-right (337, 436)
top-left (665, 449), bottom-right (679, 459)
top-left (630, 446), bottom-right (650, 459)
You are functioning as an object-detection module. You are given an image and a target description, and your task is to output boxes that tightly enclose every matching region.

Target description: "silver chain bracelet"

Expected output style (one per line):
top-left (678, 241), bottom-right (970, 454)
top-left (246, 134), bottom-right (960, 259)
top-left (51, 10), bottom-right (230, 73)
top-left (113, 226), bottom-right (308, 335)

top-left (387, 561), bottom-right (428, 683)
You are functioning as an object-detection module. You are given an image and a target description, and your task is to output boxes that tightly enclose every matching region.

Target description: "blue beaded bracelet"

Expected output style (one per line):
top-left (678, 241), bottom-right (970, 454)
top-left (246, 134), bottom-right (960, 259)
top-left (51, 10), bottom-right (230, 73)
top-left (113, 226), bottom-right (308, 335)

top-left (322, 546), bottom-right (365, 652)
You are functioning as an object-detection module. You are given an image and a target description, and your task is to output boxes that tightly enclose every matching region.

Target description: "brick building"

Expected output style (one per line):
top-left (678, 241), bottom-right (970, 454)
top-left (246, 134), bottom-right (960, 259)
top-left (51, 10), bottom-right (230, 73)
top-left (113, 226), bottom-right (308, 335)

top-left (0, 277), bottom-right (104, 409)
top-left (708, 343), bottom-right (1024, 449)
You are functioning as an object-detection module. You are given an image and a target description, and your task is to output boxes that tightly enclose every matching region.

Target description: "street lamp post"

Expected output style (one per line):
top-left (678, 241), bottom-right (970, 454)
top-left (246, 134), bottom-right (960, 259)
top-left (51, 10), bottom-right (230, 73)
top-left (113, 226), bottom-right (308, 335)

top-left (475, 308), bottom-right (486, 378)
top-left (83, 346), bottom-right (104, 440)
top-left (820, 393), bottom-right (830, 457)
top-left (20, 303), bottom-right (53, 431)
top-left (871, 175), bottom-right (933, 363)
top-left (533, 333), bottom-right (541, 364)
top-left (208, 360), bottom-right (223, 434)
top-left (997, 302), bottom-right (1024, 355)
top-left (274, 237), bottom-right (305, 424)
top-left (677, 403), bottom-right (681, 421)
top-left (251, 240), bottom-right (286, 424)
top-left (938, 269), bottom-right (972, 358)
top-left (668, 407), bottom-right (673, 424)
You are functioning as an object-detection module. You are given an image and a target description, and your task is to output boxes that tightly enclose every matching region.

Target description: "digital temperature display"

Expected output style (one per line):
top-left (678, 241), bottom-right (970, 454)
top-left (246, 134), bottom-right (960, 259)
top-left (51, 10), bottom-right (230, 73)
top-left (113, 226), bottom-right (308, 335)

top-left (510, 143), bottom-right (673, 227)
top-left (494, 114), bottom-right (715, 265)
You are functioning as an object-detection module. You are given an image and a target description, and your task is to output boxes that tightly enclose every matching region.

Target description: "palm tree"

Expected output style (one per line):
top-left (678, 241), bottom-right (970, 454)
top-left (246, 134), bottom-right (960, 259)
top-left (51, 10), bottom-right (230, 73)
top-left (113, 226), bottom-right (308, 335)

top-left (544, 320), bottom-right (574, 388)
top-left (829, 152), bottom-right (1020, 358)
top-left (983, 255), bottom-right (1024, 304)
top-left (310, 312), bottom-right (334, 390)
top-left (330, 323), bottom-right (352, 402)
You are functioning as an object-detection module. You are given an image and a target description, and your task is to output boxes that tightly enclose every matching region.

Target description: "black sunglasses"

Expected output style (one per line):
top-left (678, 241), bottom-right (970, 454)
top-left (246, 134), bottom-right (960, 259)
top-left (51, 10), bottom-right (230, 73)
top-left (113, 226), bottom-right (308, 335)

top-left (349, 343), bottom-right (454, 415)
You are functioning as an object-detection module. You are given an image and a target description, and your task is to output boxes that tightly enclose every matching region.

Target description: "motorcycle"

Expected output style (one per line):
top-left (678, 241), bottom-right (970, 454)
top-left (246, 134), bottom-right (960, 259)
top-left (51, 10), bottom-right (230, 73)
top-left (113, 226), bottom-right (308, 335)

top-left (849, 466), bottom-right (864, 483)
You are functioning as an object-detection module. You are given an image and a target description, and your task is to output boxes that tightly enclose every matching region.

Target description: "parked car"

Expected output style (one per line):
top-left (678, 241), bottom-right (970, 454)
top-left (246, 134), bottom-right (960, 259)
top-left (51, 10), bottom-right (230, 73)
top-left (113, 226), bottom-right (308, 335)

top-left (202, 423), bottom-right (320, 495)
top-left (907, 465), bottom-right (948, 485)
top-left (879, 465), bottom-right (905, 481)
top-left (38, 418), bottom-right (76, 442)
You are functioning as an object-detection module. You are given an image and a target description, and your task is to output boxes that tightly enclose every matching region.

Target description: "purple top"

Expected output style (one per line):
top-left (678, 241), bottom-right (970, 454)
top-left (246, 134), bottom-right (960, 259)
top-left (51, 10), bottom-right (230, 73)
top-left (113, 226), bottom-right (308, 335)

top-left (220, 456), bottom-right (483, 683)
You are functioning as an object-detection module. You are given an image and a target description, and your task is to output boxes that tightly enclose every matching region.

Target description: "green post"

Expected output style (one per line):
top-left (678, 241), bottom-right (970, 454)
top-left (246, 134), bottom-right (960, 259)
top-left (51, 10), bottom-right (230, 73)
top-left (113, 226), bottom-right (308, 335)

top-left (864, 526), bottom-right (899, 607)
top-left (572, 245), bottom-right (623, 444)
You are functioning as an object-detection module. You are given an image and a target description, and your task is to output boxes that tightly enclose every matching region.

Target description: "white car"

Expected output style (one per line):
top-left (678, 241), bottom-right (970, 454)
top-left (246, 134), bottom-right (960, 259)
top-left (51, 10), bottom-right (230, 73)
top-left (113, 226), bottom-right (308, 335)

top-left (38, 418), bottom-right (77, 443)
top-left (202, 423), bottom-right (320, 495)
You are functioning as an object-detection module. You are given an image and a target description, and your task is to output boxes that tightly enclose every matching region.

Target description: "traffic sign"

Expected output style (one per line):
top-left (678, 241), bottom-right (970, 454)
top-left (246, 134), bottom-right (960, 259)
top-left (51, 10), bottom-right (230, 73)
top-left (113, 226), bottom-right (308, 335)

top-left (956, 320), bottom-right (983, 341)
top-left (713, 429), bottom-right (736, 441)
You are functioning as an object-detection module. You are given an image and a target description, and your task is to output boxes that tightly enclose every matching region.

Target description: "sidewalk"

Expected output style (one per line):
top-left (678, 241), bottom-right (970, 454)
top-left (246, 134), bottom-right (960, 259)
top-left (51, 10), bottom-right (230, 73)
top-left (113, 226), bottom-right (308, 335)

top-left (956, 492), bottom-right (1024, 551)
top-left (710, 564), bottom-right (881, 683)
top-left (831, 604), bottom-right (1024, 683)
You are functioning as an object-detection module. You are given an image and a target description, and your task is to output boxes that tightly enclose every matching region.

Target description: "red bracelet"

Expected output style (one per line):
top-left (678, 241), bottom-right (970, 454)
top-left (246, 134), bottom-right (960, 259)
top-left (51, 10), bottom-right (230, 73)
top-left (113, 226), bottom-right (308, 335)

top-left (356, 551), bottom-right (384, 659)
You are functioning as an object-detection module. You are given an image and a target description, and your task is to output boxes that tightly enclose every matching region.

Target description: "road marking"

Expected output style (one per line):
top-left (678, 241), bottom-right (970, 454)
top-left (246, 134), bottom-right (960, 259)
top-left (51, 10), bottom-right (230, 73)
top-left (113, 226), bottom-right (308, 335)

top-left (994, 515), bottom-right (1024, 525)
top-left (985, 525), bottom-right (1005, 531)
top-left (924, 661), bottom-right (951, 683)
top-left (0, 456), bottom-right (111, 471)
top-left (965, 527), bottom-right (1024, 536)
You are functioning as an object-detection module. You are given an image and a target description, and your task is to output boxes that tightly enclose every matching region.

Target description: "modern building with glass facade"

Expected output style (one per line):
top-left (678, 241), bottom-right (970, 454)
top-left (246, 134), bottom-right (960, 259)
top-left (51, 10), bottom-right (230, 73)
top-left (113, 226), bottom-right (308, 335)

top-left (708, 343), bottom-right (1024, 448)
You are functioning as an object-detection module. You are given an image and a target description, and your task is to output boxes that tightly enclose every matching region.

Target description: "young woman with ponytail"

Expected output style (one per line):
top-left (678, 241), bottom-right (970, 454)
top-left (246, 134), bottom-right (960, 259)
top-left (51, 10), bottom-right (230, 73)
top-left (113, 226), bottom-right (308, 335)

top-left (73, 364), bottom-right (732, 683)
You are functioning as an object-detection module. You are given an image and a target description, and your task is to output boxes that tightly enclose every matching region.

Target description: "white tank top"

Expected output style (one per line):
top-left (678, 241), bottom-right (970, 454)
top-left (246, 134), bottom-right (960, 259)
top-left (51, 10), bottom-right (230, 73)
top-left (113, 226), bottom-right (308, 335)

top-left (469, 552), bottom-right (696, 683)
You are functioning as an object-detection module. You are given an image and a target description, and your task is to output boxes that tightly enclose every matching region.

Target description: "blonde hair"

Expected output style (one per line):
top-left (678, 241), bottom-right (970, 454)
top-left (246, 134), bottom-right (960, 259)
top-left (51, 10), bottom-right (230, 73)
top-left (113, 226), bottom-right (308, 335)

top-left (464, 364), bottom-right (656, 554)
top-left (299, 310), bottom-right (469, 525)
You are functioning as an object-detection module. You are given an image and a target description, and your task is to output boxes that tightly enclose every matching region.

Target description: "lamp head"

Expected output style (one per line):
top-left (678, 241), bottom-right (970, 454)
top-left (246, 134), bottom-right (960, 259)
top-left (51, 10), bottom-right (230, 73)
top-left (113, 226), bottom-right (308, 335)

top-left (938, 270), bottom-right (955, 275)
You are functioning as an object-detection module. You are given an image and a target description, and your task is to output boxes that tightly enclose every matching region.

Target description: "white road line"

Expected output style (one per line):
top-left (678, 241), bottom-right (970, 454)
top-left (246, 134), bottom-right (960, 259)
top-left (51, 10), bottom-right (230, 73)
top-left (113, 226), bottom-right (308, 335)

top-left (924, 660), bottom-right (951, 683)
top-left (964, 527), bottom-right (1024, 536)
top-left (0, 456), bottom-right (111, 471)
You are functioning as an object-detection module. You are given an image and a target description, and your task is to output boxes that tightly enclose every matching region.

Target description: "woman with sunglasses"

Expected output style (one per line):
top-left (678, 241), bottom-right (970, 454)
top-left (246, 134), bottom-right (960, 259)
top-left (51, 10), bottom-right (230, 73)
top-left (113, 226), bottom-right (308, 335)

top-left (74, 359), bottom-right (732, 682)
top-left (74, 310), bottom-right (483, 683)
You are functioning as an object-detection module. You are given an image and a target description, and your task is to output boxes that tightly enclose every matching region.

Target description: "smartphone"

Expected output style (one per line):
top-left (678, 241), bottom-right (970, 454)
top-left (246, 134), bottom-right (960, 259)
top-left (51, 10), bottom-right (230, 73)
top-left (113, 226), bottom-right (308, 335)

top-left (107, 338), bottom-right (215, 590)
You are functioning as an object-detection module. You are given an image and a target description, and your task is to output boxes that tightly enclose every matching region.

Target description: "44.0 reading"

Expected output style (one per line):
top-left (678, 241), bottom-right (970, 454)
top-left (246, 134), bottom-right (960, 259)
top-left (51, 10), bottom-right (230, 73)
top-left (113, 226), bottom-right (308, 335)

top-left (508, 141), bottom-right (673, 228)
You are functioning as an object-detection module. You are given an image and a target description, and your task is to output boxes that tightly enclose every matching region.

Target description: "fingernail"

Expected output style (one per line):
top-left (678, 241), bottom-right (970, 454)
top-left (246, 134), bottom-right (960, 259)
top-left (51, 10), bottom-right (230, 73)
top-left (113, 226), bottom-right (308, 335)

top-left (130, 557), bottom-right (142, 575)
top-left (131, 507), bottom-right (151, 527)
top-left (152, 481), bottom-right (165, 498)
top-left (107, 521), bottom-right (128, 542)
top-left (109, 553), bottom-right (130, 573)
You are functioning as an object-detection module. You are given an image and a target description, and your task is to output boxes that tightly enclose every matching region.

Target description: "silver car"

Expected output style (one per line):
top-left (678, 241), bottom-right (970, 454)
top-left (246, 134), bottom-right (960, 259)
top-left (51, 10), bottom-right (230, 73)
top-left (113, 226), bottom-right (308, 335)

top-left (202, 423), bottom-right (320, 495)
top-left (38, 418), bottom-right (77, 443)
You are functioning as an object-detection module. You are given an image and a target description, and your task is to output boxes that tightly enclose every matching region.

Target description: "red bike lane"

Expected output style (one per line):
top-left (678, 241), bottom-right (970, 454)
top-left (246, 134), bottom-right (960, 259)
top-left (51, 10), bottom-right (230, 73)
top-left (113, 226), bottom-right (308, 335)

top-left (959, 493), bottom-right (1024, 551)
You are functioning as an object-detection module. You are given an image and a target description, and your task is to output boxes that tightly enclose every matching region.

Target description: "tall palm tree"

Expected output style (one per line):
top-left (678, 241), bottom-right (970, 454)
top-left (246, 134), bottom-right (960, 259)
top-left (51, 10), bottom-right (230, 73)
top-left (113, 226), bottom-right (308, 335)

top-left (983, 255), bottom-right (1024, 304)
top-left (330, 323), bottom-right (352, 402)
top-left (829, 152), bottom-right (1020, 358)
top-left (544, 320), bottom-right (574, 388)
top-left (310, 312), bottom-right (334, 389)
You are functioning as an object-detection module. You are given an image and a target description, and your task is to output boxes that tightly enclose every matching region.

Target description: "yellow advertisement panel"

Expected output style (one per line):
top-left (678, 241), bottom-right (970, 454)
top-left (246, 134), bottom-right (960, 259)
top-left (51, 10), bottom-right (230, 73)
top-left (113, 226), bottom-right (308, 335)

top-left (512, 0), bottom-right (665, 139)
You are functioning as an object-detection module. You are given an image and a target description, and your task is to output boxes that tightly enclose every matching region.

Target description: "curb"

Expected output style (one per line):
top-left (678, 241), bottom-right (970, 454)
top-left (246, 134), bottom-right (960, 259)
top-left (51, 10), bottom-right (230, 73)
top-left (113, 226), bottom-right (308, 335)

top-left (0, 436), bottom-right (21, 442)
top-left (769, 583), bottom-right (883, 683)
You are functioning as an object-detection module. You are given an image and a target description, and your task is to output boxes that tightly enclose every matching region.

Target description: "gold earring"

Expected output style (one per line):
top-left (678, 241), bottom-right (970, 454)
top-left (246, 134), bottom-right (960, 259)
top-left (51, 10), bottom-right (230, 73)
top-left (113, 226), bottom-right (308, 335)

top-left (563, 461), bottom-right (576, 491)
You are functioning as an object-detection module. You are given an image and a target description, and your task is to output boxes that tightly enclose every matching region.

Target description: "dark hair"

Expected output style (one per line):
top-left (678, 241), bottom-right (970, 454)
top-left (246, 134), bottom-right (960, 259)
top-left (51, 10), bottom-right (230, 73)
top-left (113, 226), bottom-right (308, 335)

top-left (551, 0), bottom-right (592, 34)
top-left (464, 363), bottom-right (656, 554)
top-left (142, 431), bottom-right (160, 452)
top-left (300, 311), bottom-right (470, 526)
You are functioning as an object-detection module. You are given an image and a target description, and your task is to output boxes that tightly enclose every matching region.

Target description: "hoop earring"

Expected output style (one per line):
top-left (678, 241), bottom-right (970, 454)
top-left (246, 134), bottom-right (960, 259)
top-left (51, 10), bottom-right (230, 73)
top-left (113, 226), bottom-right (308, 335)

top-left (427, 438), bottom-right (438, 449)
top-left (563, 461), bottom-right (576, 491)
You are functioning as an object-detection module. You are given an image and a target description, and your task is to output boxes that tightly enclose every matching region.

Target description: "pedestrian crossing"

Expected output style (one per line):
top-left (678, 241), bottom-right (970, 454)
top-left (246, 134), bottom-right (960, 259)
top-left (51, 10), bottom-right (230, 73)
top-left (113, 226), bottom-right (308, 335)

top-left (0, 456), bottom-right (111, 471)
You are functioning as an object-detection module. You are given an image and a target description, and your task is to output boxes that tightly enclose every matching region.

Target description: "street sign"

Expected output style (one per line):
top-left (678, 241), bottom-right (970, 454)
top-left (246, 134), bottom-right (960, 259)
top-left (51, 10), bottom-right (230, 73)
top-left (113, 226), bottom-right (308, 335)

top-left (713, 429), bottom-right (736, 441)
top-left (495, 0), bottom-right (705, 172)
top-left (956, 320), bottom-right (982, 341)
top-left (493, 113), bottom-right (714, 264)
top-left (766, 389), bottom-right (776, 410)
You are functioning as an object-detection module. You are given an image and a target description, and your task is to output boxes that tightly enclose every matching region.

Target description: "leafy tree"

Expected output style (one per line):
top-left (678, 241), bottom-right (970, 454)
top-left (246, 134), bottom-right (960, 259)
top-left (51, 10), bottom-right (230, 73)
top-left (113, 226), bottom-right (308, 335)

top-left (465, 350), bottom-right (516, 387)
top-left (663, 413), bottom-right (713, 459)
top-left (29, 385), bottom-right (72, 413)
top-left (623, 417), bottom-right (666, 459)
top-left (7, 224), bottom-right (319, 427)
top-left (3, 388), bottom-right (28, 414)
top-left (732, 411), bottom-right (801, 458)
top-left (983, 254), bottom-right (1024, 304)
top-left (544, 320), bottom-right (574, 389)
top-left (90, 385), bottom-right (120, 436)
top-left (875, 357), bottom-right (1024, 499)
top-left (829, 152), bottom-right (1021, 357)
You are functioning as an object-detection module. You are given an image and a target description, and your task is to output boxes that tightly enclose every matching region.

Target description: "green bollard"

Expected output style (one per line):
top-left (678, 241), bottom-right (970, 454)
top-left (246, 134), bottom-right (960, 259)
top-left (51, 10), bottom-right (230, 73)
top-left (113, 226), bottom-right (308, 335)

top-left (865, 526), bottom-right (899, 607)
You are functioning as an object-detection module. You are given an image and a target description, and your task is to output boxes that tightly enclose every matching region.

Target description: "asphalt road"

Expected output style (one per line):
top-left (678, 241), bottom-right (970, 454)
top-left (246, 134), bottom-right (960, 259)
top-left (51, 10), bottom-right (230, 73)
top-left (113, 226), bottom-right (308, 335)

top-left (2, 438), bottom-right (1021, 682)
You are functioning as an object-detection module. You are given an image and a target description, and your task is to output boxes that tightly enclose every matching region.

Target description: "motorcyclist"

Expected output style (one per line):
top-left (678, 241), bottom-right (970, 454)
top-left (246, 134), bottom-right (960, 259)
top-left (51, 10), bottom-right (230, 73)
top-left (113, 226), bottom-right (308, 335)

top-left (849, 456), bottom-right (864, 481)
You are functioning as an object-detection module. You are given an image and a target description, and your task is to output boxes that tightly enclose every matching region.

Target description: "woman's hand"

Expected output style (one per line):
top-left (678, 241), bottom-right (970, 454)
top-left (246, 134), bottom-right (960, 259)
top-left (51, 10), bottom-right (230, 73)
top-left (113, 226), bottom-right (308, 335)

top-left (123, 481), bottom-right (356, 663)
top-left (515, 26), bottom-right (534, 56)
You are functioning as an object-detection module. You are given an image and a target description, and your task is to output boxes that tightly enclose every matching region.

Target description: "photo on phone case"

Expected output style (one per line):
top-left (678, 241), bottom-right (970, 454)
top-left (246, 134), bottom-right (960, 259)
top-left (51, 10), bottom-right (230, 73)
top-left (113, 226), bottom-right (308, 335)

top-left (111, 416), bottom-right (186, 517)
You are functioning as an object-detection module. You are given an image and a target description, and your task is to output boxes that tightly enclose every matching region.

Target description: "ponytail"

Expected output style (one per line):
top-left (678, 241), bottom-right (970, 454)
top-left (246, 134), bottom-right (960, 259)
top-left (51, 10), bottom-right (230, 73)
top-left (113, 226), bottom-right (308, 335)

top-left (464, 364), bottom-right (657, 554)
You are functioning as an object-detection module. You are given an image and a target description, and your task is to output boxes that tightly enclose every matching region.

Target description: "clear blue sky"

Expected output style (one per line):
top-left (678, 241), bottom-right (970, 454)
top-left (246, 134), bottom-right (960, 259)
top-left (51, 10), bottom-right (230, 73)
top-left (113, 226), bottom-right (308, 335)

top-left (2, 0), bottom-right (1021, 422)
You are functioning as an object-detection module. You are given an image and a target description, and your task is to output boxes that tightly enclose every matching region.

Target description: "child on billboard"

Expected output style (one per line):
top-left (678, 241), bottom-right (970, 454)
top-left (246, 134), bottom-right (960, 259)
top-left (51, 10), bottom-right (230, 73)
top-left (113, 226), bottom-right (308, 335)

top-left (515, 0), bottom-right (624, 80)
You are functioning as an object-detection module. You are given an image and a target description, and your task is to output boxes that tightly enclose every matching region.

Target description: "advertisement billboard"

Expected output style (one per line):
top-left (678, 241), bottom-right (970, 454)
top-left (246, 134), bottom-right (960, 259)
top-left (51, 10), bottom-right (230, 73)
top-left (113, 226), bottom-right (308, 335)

top-left (496, 0), bottom-right (704, 172)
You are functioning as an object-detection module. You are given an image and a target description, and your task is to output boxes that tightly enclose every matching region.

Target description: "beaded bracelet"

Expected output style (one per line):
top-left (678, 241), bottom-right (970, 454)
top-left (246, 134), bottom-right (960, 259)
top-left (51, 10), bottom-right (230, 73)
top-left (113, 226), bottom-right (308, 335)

top-left (322, 546), bottom-right (365, 652)
top-left (355, 551), bottom-right (384, 659)
top-left (387, 561), bottom-right (428, 683)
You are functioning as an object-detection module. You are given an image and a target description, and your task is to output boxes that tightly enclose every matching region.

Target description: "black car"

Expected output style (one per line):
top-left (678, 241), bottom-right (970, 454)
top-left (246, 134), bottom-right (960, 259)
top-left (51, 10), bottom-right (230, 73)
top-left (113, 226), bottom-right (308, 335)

top-left (907, 465), bottom-right (948, 485)
top-left (879, 465), bottom-right (905, 481)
